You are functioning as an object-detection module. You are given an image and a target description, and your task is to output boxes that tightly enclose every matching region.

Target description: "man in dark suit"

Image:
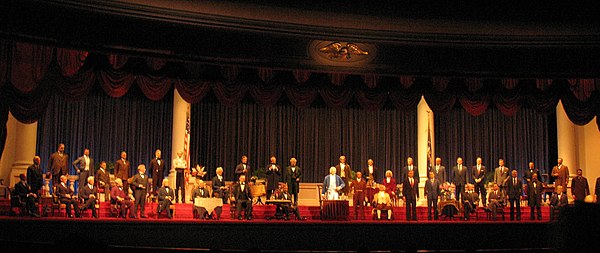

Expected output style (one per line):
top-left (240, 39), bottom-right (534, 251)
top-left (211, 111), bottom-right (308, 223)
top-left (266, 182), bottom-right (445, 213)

top-left (335, 155), bottom-right (352, 196)
top-left (488, 183), bottom-right (505, 221)
top-left (111, 178), bottom-right (134, 218)
top-left (424, 171), bottom-right (441, 220)
top-left (431, 157), bottom-right (446, 183)
top-left (95, 161), bottom-right (111, 201)
top-left (231, 174), bottom-right (253, 220)
top-left (234, 155), bottom-right (252, 181)
top-left (78, 176), bottom-right (98, 218)
top-left (131, 164), bottom-right (149, 218)
top-left (523, 162), bottom-right (540, 184)
top-left (274, 184), bottom-right (304, 220)
top-left (26, 156), bottom-right (43, 195)
top-left (452, 157), bottom-right (468, 202)
top-left (401, 157), bottom-right (419, 186)
top-left (56, 175), bottom-right (80, 218)
top-left (265, 156), bottom-right (281, 200)
top-left (49, 143), bottom-right (69, 187)
top-left (114, 151), bottom-right (131, 193)
top-left (528, 173), bottom-right (543, 220)
top-left (212, 167), bottom-right (228, 203)
top-left (494, 159), bottom-right (510, 195)
top-left (72, 148), bottom-right (94, 190)
top-left (149, 149), bottom-right (165, 193)
top-left (471, 157), bottom-right (487, 206)
top-left (506, 170), bottom-right (522, 221)
top-left (284, 157), bottom-right (302, 205)
top-left (14, 174), bottom-right (39, 217)
top-left (157, 178), bottom-right (174, 219)
top-left (350, 171), bottom-right (367, 220)
top-left (550, 185), bottom-right (568, 220)
top-left (462, 184), bottom-right (479, 220)
top-left (403, 170), bottom-right (419, 221)
top-left (571, 169), bottom-right (590, 204)
top-left (551, 158), bottom-right (569, 193)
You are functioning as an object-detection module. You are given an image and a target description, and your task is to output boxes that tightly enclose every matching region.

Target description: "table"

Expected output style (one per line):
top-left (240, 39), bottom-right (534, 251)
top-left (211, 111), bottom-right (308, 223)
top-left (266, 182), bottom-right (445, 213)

top-left (321, 200), bottom-right (349, 220)
top-left (194, 197), bottom-right (223, 214)
top-left (250, 184), bottom-right (266, 205)
top-left (438, 199), bottom-right (459, 220)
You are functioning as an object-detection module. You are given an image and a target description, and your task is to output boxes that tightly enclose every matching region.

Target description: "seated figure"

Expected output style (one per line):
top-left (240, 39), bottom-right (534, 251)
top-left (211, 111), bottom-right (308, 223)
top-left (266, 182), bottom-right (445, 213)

top-left (274, 184), bottom-right (303, 220)
top-left (56, 175), bottom-right (80, 218)
top-left (78, 176), bottom-right (99, 218)
top-left (550, 185), bottom-right (568, 220)
top-left (193, 179), bottom-right (222, 220)
top-left (487, 183), bottom-right (505, 221)
top-left (110, 178), bottom-right (134, 218)
top-left (373, 185), bottom-right (392, 220)
top-left (157, 178), bottom-right (174, 219)
top-left (462, 183), bottom-right (479, 220)
top-left (14, 174), bottom-right (39, 217)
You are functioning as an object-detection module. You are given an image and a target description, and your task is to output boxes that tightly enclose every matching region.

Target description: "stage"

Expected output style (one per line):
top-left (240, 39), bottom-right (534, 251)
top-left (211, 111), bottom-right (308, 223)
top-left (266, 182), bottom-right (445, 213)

top-left (0, 199), bottom-right (576, 252)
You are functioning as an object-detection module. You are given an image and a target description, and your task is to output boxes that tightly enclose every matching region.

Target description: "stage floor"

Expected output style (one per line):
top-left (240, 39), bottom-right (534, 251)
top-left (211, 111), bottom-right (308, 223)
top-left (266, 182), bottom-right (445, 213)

top-left (0, 200), bottom-right (563, 252)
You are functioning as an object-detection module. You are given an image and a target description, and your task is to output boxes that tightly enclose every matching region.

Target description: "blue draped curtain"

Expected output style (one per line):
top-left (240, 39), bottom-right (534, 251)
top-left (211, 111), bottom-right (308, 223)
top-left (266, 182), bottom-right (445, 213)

top-left (435, 105), bottom-right (557, 183)
top-left (190, 100), bottom-right (418, 183)
top-left (35, 86), bottom-right (173, 188)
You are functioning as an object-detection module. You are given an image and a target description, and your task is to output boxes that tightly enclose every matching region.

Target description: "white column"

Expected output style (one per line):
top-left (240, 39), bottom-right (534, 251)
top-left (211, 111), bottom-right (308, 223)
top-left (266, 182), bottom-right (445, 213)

top-left (171, 88), bottom-right (190, 201)
top-left (3, 113), bottom-right (38, 187)
top-left (556, 101), bottom-right (578, 178)
top-left (417, 96), bottom-right (433, 205)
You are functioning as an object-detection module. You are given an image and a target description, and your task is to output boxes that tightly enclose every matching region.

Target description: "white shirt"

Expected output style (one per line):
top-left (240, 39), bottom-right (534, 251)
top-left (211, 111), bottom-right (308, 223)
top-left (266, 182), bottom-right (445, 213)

top-left (88, 184), bottom-right (93, 189)
top-left (157, 158), bottom-right (161, 165)
top-left (84, 156), bottom-right (90, 171)
top-left (368, 166), bottom-right (374, 174)
top-left (328, 175), bottom-right (337, 191)
top-left (386, 177), bottom-right (391, 184)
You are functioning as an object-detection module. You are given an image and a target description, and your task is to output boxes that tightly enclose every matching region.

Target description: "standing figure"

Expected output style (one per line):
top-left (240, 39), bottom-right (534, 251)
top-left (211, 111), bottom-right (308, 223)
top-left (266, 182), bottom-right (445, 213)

top-left (507, 170), bottom-right (522, 221)
top-left (149, 149), bottom-right (165, 194)
top-left (452, 157), bottom-right (467, 202)
top-left (49, 144), bottom-right (69, 187)
top-left (234, 155), bottom-right (252, 181)
top-left (335, 156), bottom-right (352, 196)
top-left (364, 159), bottom-right (379, 205)
top-left (551, 158), bottom-right (569, 193)
top-left (114, 151), bottom-right (131, 194)
top-left (528, 173), bottom-right (543, 220)
top-left (95, 161), bottom-right (111, 201)
top-left (284, 157), bottom-right (302, 205)
top-left (524, 162), bottom-right (540, 184)
top-left (350, 171), bottom-right (367, 220)
top-left (27, 156), bottom-right (44, 195)
top-left (403, 170), bottom-right (419, 221)
top-left (432, 157), bottom-right (447, 183)
top-left (571, 169), bottom-right (590, 204)
top-left (131, 164), bottom-right (149, 218)
top-left (265, 156), bottom-right (281, 200)
top-left (72, 148), bottom-right (94, 192)
top-left (172, 151), bottom-right (188, 203)
top-left (494, 159), bottom-right (510, 195)
top-left (401, 157), bottom-right (419, 186)
top-left (471, 157), bottom-right (487, 206)
top-left (322, 167), bottom-right (345, 200)
top-left (424, 171), bottom-right (441, 220)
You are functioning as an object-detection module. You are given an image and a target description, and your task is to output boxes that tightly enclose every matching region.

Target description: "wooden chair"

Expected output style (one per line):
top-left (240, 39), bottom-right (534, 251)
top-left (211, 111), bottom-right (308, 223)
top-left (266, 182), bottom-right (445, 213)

top-left (9, 187), bottom-right (26, 216)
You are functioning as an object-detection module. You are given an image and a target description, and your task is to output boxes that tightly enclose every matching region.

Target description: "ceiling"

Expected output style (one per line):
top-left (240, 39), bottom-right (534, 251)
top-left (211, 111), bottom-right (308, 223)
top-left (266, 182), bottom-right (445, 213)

top-left (2, 0), bottom-right (600, 77)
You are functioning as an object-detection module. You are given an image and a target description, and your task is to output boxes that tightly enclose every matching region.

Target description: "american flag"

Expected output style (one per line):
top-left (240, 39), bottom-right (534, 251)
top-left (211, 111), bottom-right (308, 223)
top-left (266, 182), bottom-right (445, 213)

top-left (426, 113), bottom-right (433, 170)
top-left (184, 104), bottom-right (191, 167)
